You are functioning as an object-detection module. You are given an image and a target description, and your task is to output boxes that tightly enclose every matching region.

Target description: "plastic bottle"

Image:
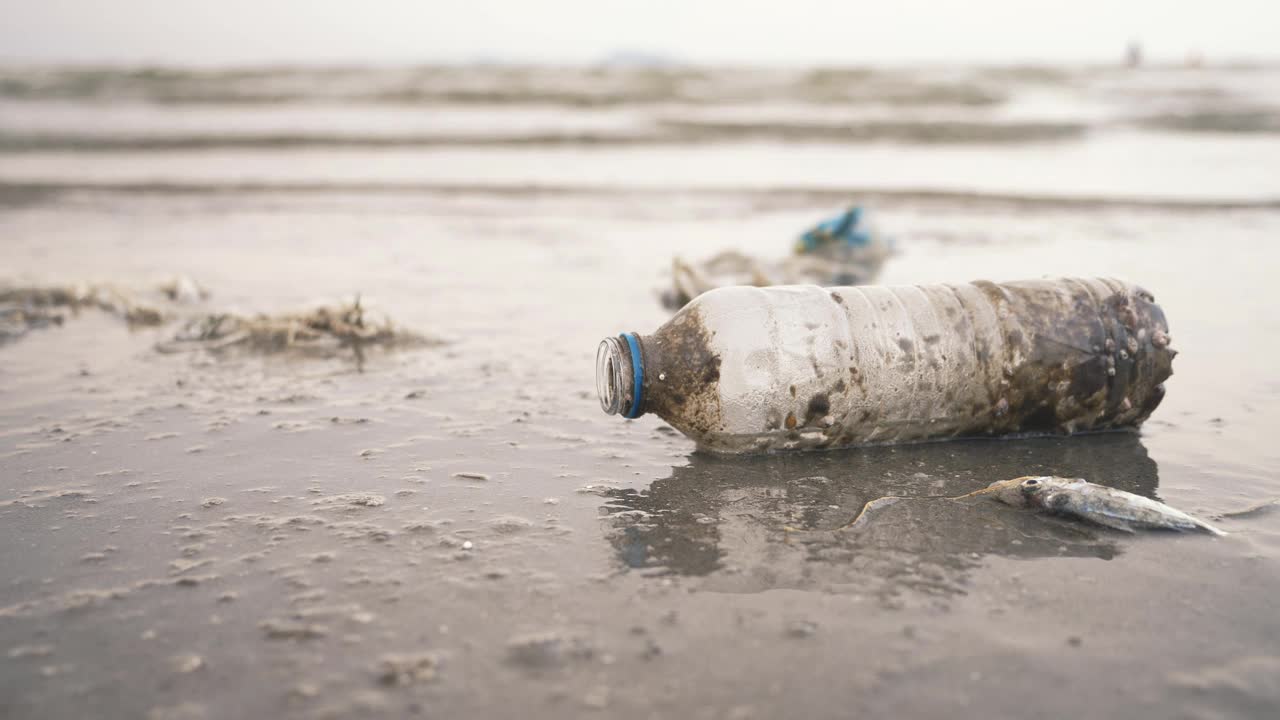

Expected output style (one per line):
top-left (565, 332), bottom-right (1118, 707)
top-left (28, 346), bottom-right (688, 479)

top-left (596, 278), bottom-right (1174, 453)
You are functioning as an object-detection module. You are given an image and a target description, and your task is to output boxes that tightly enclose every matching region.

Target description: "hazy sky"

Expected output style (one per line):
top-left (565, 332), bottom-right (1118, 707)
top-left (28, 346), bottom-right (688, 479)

top-left (0, 1), bottom-right (1275, 66)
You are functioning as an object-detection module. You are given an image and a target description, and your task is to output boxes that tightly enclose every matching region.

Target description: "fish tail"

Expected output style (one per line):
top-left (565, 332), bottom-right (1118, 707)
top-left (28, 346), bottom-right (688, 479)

top-left (1198, 519), bottom-right (1228, 537)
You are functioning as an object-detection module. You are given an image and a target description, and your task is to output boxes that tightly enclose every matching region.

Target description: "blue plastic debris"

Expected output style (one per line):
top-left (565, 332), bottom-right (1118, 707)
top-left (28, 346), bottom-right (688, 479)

top-left (796, 206), bottom-right (874, 253)
top-left (662, 205), bottom-right (895, 309)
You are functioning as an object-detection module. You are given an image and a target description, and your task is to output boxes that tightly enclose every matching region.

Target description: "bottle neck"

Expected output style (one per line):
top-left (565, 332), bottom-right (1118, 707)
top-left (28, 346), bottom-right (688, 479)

top-left (596, 333), bottom-right (645, 418)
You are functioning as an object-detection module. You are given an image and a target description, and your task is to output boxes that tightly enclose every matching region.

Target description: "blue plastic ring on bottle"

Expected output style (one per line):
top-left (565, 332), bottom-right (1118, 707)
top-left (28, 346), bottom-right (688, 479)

top-left (621, 332), bottom-right (644, 419)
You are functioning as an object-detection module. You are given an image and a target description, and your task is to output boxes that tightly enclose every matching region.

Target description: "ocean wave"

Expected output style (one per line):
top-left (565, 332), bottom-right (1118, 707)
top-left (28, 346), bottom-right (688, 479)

top-left (655, 119), bottom-right (1085, 143)
top-left (1136, 109), bottom-right (1280, 134)
top-left (2, 179), bottom-right (1275, 213)
top-left (0, 65), bottom-right (1008, 107)
top-left (0, 132), bottom-right (646, 151)
top-left (0, 119), bottom-right (1088, 152)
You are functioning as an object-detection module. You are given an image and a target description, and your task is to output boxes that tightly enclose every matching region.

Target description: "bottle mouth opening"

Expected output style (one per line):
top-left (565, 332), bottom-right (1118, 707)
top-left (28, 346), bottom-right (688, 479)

top-left (597, 334), bottom-right (646, 417)
top-left (596, 336), bottom-right (629, 415)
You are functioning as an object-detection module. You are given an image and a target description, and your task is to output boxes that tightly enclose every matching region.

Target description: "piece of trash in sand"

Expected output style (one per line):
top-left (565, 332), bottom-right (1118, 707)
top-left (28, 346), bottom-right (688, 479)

top-left (155, 296), bottom-right (439, 359)
top-left (833, 476), bottom-right (1225, 536)
top-left (661, 206), bottom-right (893, 309)
top-left (598, 277), bottom-right (1174, 454)
top-left (987, 476), bottom-right (1225, 535)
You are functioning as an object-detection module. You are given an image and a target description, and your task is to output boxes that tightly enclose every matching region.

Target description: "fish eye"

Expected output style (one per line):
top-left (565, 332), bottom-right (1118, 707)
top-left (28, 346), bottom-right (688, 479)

top-left (1021, 478), bottom-right (1042, 491)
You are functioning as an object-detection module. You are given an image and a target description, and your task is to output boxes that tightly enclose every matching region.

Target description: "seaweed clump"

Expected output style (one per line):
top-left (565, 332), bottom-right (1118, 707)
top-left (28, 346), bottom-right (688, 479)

top-left (0, 279), bottom-right (434, 364)
top-left (156, 297), bottom-right (434, 360)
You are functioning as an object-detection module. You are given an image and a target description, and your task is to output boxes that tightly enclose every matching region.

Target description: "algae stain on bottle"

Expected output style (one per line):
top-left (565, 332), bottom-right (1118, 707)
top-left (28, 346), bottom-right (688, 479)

top-left (596, 278), bottom-right (1174, 454)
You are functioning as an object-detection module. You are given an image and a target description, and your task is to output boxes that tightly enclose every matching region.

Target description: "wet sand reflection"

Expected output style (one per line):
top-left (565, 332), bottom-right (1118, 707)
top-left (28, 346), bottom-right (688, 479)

top-left (602, 432), bottom-right (1160, 599)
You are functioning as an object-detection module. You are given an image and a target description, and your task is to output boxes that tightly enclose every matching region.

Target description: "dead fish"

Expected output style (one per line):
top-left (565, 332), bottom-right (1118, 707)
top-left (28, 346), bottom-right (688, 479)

top-left (988, 476), bottom-right (1225, 536)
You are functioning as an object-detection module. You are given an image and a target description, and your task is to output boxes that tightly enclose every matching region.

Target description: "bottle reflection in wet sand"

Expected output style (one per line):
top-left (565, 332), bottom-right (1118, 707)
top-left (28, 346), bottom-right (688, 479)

top-left (601, 433), bottom-right (1159, 601)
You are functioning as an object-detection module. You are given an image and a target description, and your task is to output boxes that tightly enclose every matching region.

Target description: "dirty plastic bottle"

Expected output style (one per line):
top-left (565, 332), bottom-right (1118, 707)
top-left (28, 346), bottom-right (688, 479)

top-left (596, 278), bottom-right (1174, 453)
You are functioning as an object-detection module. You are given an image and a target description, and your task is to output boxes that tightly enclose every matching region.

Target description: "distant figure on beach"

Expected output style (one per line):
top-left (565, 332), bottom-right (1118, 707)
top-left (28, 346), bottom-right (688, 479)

top-left (1126, 39), bottom-right (1143, 68)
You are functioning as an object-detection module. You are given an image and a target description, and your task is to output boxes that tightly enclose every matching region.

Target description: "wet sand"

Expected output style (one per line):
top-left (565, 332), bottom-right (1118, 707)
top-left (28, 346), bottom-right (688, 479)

top-left (2, 184), bottom-right (1279, 719)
